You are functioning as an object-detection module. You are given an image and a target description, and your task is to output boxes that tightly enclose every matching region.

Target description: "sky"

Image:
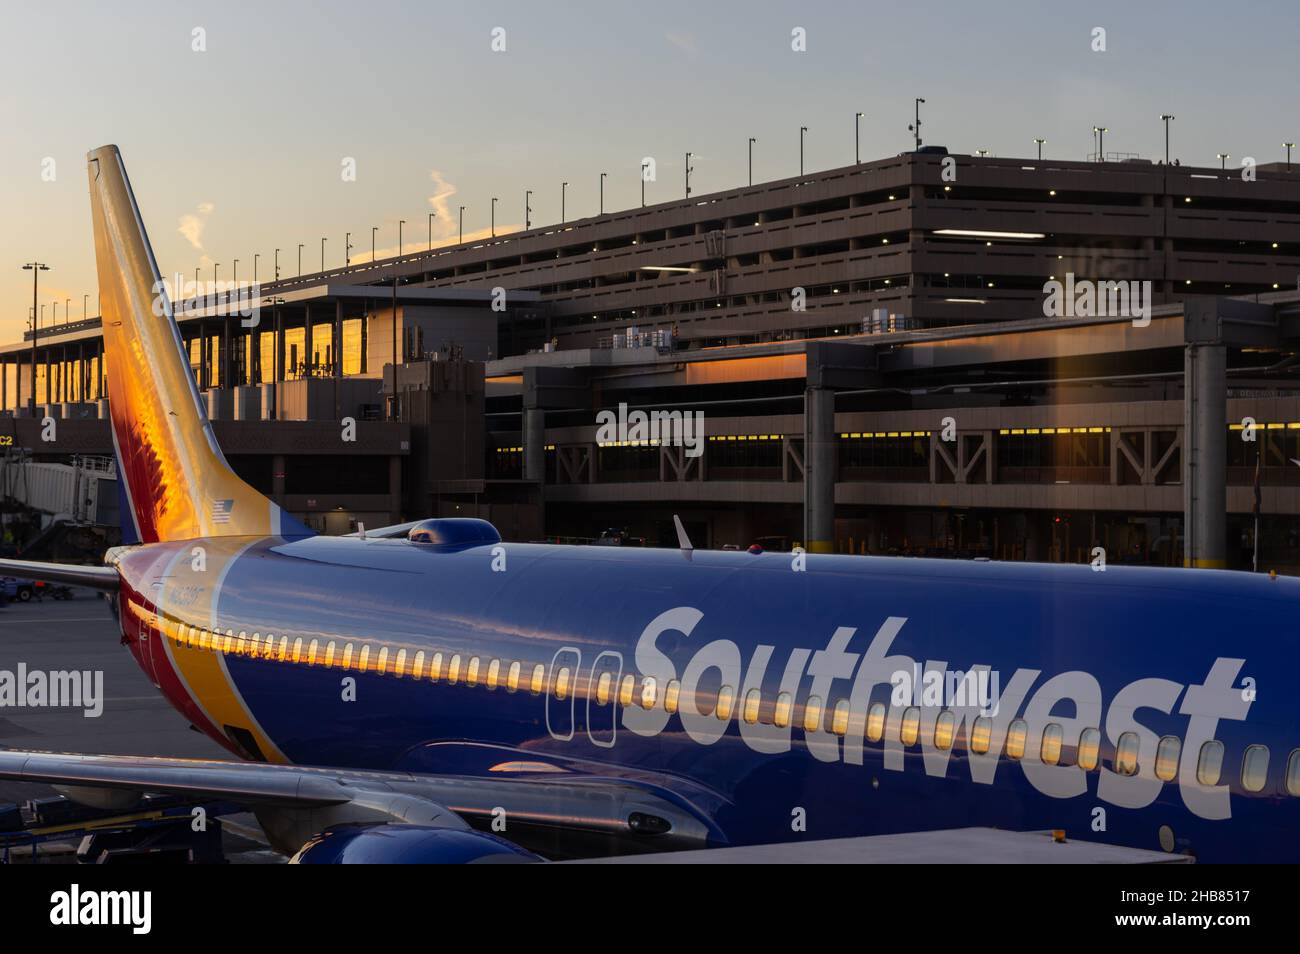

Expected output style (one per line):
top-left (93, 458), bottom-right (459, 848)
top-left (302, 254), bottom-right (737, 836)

top-left (1, 0), bottom-right (1297, 342)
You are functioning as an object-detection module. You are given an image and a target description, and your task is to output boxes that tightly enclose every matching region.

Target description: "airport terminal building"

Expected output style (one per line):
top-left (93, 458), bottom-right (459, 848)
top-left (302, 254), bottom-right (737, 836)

top-left (3, 150), bottom-right (1300, 570)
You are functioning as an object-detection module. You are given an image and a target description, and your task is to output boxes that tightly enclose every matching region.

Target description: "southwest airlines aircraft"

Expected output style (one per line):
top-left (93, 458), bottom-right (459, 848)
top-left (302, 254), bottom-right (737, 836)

top-left (0, 146), bottom-right (1297, 862)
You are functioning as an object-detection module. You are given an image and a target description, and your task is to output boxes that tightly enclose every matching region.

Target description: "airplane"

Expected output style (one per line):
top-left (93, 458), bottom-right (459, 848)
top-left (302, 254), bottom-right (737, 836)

top-left (0, 144), bottom-right (1297, 863)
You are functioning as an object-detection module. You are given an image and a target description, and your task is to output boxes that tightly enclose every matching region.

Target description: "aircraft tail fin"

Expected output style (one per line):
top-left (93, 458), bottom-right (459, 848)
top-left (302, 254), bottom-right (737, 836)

top-left (87, 145), bottom-right (311, 543)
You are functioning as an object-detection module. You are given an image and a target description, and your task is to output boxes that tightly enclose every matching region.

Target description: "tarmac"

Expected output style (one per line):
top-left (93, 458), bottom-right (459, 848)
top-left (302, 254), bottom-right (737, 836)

top-left (0, 592), bottom-right (277, 861)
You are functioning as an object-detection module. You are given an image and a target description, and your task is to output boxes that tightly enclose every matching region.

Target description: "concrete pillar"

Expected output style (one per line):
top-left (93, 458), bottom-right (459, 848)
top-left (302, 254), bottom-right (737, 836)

top-left (523, 407), bottom-right (545, 482)
top-left (1184, 342), bottom-right (1227, 568)
top-left (804, 386), bottom-right (836, 553)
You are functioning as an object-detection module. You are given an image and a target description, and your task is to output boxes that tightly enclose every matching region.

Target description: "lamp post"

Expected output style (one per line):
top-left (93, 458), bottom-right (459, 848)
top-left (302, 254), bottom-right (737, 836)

top-left (1160, 114), bottom-right (1175, 164)
top-left (490, 199), bottom-right (497, 238)
top-left (345, 232), bottom-right (352, 267)
top-left (1034, 138), bottom-right (1045, 160)
top-left (1217, 152), bottom-right (1230, 170)
top-left (684, 154), bottom-right (692, 199)
top-left (22, 262), bottom-right (49, 414)
top-left (561, 183), bottom-right (567, 223)
top-left (458, 207), bottom-right (465, 245)
top-left (600, 173), bottom-right (606, 214)
top-left (800, 126), bottom-right (808, 176)
top-left (525, 191), bottom-right (532, 229)
top-left (64, 298), bottom-right (70, 324)
top-left (274, 248), bottom-right (280, 281)
top-left (1093, 126), bottom-right (1107, 161)
top-left (909, 97), bottom-right (925, 151)
top-left (371, 227), bottom-right (377, 262)
top-left (399, 220), bottom-right (405, 256)
top-left (748, 138), bottom-right (755, 185)
top-left (1284, 142), bottom-right (1295, 171)
top-left (253, 253), bottom-right (260, 284)
top-left (640, 163), bottom-right (648, 207)
top-left (297, 244), bottom-right (303, 276)
top-left (428, 213), bottom-right (436, 250)
top-left (855, 113), bottom-right (863, 164)
top-left (82, 293), bottom-right (89, 320)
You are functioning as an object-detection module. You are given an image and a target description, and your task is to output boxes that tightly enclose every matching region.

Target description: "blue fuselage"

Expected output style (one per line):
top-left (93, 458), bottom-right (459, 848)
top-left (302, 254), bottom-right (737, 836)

top-left (113, 535), bottom-right (1300, 861)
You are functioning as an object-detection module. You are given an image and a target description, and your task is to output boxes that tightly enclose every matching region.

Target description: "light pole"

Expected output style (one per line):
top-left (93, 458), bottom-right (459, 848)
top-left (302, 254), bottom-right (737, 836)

top-left (640, 163), bottom-right (648, 207)
top-left (398, 220), bottom-right (405, 257)
top-left (525, 190), bottom-right (532, 229)
top-left (233, 260), bottom-right (239, 293)
top-left (371, 227), bottom-right (378, 262)
top-left (297, 244), bottom-right (303, 276)
top-left (1160, 114), bottom-right (1175, 164)
top-left (321, 236), bottom-right (328, 271)
top-left (976, 149), bottom-right (990, 158)
top-left (800, 126), bottom-right (808, 176)
top-left (64, 298), bottom-right (70, 324)
top-left (1284, 142), bottom-right (1295, 170)
top-left (427, 213), bottom-right (436, 249)
top-left (1093, 126), bottom-right (1107, 161)
top-left (458, 207), bottom-right (465, 245)
top-left (684, 154), bottom-right (692, 199)
top-left (600, 173), bottom-right (606, 214)
top-left (82, 293), bottom-right (89, 320)
top-left (345, 232), bottom-right (352, 267)
top-left (22, 262), bottom-right (49, 414)
top-left (1034, 138), bottom-right (1045, 160)
top-left (274, 248), bottom-right (280, 281)
top-left (855, 113), bottom-right (863, 164)
top-left (1218, 152), bottom-right (1230, 170)
top-left (490, 199), bottom-right (497, 238)
top-left (909, 98), bottom-right (925, 151)
top-left (748, 138), bottom-right (755, 185)
top-left (561, 183), bottom-right (567, 223)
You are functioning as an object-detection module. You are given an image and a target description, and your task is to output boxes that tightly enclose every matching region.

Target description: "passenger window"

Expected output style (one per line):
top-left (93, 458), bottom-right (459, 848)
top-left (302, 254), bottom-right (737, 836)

top-left (447, 654), bottom-right (461, 684)
top-left (619, 675), bottom-right (635, 706)
top-left (376, 647), bottom-right (390, 674)
top-left (900, 707), bottom-right (920, 746)
top-left (1114, 731), bottom-right (1140, 776)
top-left (307, 639), bottom-right (320, 665)
top-left (506, 661), bottom-right (521, 692)
top-left (277, 636), bottom-right (289, 662)
top-left (357, 645), bottom-right (371, 672)
top-left (832, 700), bottom-right (850, 736)
top-left (486, 659), bottom-right (500, 689)
top-left (743, 689), bottom-right (762, 726)
top-left (1287, 750), bottom-right (1300, 797)
top-left (222, 632), bottom-right (234, 654)
top-left (1040, 723), bottom-right (1063, 765)
top-left (529, 663), bottom-right (545, 694)
top-left (429, 652), bottom-right (443, 681)
top-left (395, 648), bottom-right (408, 676)
top-left (802, 696), bottom-right (823, 733)
top-left (554, 667), bottom-right (571, 701)
top-left (716, 686), bottom-right (735, 721)
top-left (411, 650), bottom-right (424, 678)
top-left (1155, 736), bottom-right (1181, 782)
top-left (249, 632), bottom-right (260, 656)
top-left (934, 710), bottom-right (955, 750)
top-left (866, 703), bottom-right (886, 742)
top-left (773, 692), bottom-right (792, 728)
top-left (292, 638), bottom-right (304, 664)
top-left (639, 677), bottom-right (657, 709)
top-left (1241, 744), bottom-right (1270, 793)
top-left (970, 716), bottom-right (992, 755)
top-left (236, 632), bottom-right (247, 654)
top-left (1077, 727), bottom-right (1101, 771)
top-left (596, 672), bottom-right (612, 705)
top-left (664, 680), bottom-right (681, 714)
top-left (342, 643), bottom-right (354, 668)
top-left (326, 642), bottom-right (337, 667)
top-left (1006, 719), bottom-right (1028, 760)
top-left (466, 657), bottom-right (481, 686)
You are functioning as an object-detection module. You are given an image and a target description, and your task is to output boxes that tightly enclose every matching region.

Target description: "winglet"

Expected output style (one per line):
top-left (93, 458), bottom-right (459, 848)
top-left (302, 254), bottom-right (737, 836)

top-left (672, 514), bottom-right (693, 552)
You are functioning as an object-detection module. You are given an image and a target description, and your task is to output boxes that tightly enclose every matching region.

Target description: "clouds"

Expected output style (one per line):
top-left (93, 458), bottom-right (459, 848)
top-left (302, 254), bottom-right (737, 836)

top-left (665, 32), bottom-right (697, 55)
top-left (178, 201), bottom-right (215, 250)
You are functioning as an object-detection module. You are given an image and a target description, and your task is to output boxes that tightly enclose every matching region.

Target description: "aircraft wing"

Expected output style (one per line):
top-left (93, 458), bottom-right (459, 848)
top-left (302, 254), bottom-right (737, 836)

top-left (0, 749), bottom-right (716, 859)
top-left (0, 557), bottom-right (120, 591)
